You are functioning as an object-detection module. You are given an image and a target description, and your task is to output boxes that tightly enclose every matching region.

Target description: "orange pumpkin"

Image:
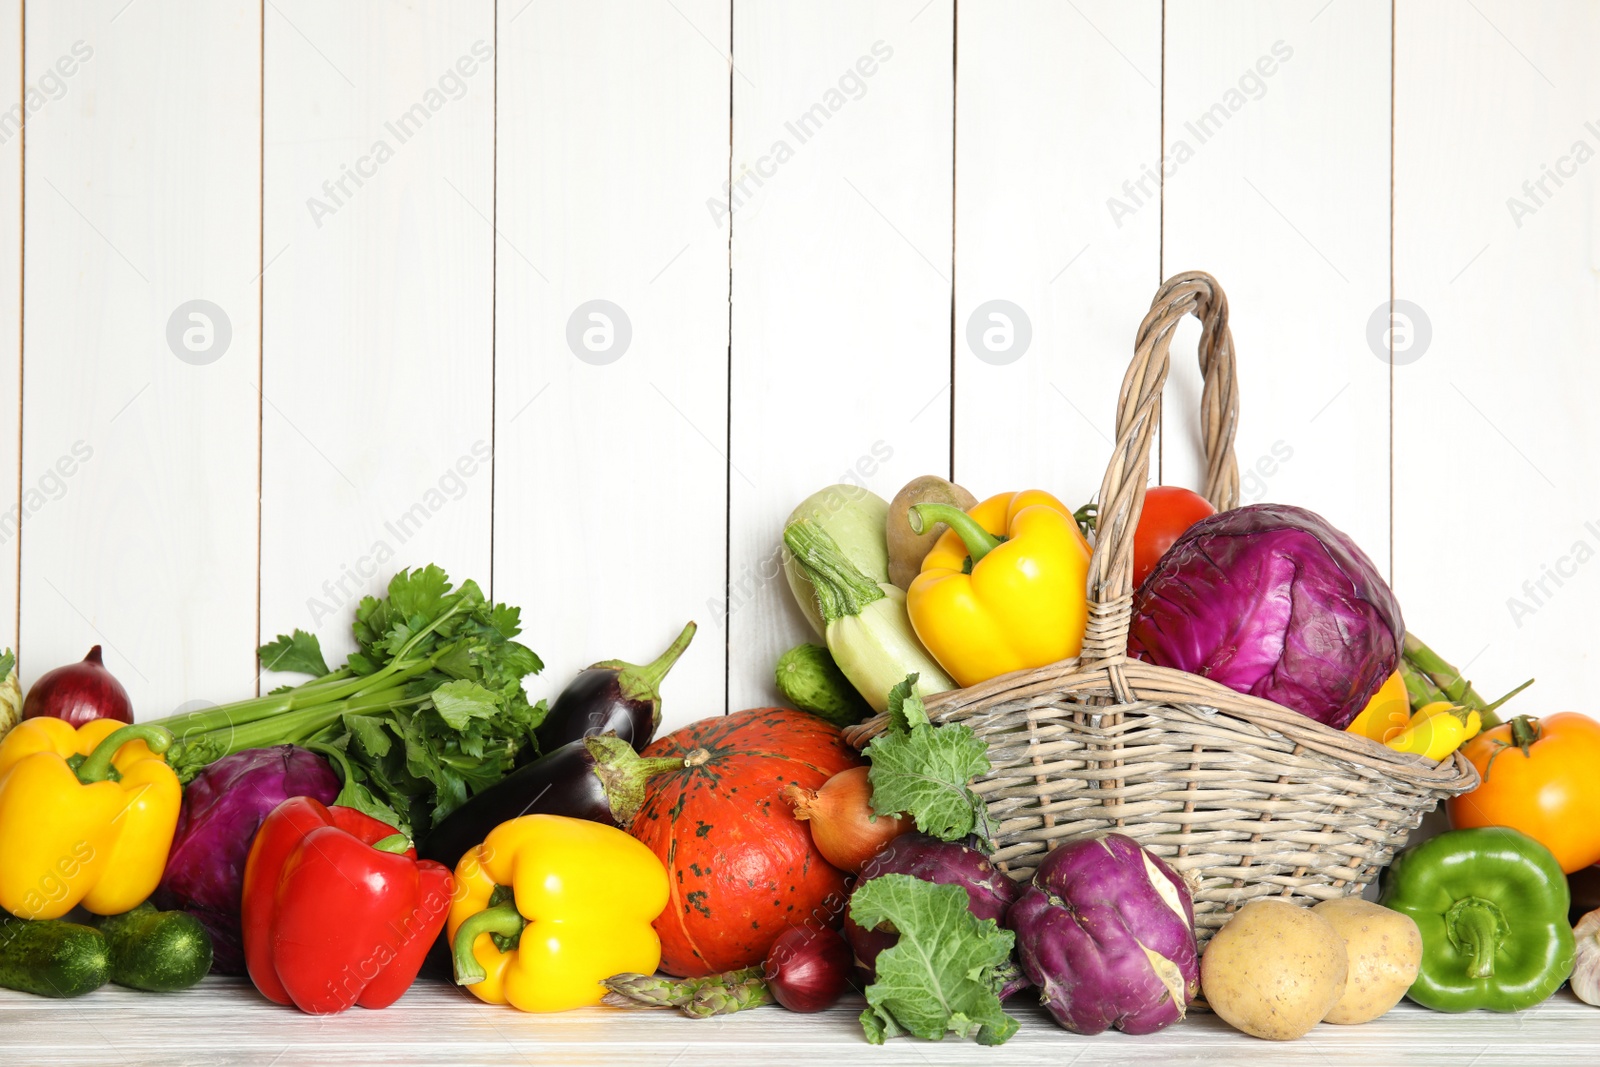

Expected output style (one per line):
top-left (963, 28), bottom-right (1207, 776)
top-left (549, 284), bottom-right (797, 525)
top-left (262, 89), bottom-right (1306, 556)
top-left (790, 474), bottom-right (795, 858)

top-left (1448, 712), bottom-right (1600, 873)
top-left (630, 707), bottom-right (861, 977)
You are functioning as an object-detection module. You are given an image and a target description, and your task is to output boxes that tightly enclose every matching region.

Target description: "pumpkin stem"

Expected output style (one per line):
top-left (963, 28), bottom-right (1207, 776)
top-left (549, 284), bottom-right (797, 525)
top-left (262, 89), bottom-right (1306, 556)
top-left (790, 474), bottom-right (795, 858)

top-left (683, 747), bottom-right (712, 768)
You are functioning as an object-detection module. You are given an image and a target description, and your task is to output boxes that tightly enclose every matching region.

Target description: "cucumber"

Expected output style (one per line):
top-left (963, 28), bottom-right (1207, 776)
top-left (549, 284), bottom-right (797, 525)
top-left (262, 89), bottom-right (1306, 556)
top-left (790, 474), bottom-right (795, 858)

top-left (775, 643), bottom-right (871, 726)
top-left (92, 903), bottom-right (213, 992)
top-left (0, 915), bottom-right (109, 998)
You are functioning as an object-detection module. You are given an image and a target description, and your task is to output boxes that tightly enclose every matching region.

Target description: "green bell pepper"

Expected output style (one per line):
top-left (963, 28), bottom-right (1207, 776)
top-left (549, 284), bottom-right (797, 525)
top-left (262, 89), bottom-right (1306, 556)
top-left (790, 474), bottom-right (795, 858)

top-left (1379, 826), bottom-right (1574, 1012)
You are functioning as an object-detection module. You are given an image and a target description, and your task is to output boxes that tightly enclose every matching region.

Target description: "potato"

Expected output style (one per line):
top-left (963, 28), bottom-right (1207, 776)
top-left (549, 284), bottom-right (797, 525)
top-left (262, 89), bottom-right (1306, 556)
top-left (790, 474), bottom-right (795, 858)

top-left (1314, 898), bottom-right (1421, 1024)
top-left (886, 476), bottom-right (978, 589)
top-left (1200, 899), bottom-right (1348, 1040)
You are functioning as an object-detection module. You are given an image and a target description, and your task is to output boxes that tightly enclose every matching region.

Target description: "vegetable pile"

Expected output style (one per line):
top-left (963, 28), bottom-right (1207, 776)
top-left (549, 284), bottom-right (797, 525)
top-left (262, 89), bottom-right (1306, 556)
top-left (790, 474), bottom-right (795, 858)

top-left (0, 445), bottom-right (1591, 1055)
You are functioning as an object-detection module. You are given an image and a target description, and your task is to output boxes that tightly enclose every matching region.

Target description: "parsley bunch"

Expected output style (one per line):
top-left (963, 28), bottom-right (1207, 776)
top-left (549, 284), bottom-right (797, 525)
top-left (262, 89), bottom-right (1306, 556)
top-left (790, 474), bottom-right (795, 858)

top-left (158, 565), bottom-right (546, 837)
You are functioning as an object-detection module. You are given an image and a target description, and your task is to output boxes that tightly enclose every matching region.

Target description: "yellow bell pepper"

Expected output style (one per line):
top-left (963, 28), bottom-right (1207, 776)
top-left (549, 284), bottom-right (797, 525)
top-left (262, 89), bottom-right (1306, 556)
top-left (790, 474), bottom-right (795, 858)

top-left (904, 490), bottom-right (1091, 687)
top-left (1345, 671), bottom-right (1412, 742)
top-left (0, 718), bottom-right (179, 920)
top-left (448, 813), bottom-right (669, 1012)
top-left (1385, 701), bottom-right (1481, 761)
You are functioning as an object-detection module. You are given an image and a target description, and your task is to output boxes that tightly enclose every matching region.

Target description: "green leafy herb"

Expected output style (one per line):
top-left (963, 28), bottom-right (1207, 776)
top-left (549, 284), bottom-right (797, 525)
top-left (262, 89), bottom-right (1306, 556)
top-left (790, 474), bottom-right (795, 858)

top-left (864, 674), bottom-right (992, 843)
top-left (257, 630), bottom-right (330, 677)
top-left (851, 873), bottom-right (1018, 1046)
top-left (154, 565), bottom-right (546, 838)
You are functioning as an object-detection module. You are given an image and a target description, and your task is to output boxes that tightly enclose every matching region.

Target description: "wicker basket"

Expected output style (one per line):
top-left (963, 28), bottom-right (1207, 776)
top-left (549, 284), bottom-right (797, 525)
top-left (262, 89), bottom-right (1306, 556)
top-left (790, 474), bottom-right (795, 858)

top-left (845, 271), bottom-right (1479, 943)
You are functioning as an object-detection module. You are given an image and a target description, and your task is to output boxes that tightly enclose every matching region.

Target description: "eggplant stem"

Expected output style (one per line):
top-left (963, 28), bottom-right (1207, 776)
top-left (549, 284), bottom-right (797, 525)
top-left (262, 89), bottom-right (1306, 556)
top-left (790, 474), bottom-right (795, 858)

top-left (619, 622), bottom-right (698, 692)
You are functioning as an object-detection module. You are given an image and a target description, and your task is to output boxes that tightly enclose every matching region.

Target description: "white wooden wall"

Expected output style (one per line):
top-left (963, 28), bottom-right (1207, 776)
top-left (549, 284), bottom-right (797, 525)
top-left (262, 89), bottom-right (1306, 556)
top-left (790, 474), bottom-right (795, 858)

top-left (4, 0), bottom-right (1596, 733)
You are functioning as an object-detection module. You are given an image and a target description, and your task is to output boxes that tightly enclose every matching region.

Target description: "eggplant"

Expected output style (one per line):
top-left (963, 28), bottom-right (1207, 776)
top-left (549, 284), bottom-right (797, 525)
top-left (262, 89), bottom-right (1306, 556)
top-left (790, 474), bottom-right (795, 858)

top-left (419, 734), bottom-right (685, 872)
top-left (535, 621), bottom-right (696, 753)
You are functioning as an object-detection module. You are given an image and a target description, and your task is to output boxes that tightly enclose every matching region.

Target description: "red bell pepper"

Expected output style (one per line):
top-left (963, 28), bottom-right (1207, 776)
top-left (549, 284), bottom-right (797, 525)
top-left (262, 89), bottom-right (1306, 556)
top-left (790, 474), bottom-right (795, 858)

top-left (241, 796), bottom-right (452, 1014)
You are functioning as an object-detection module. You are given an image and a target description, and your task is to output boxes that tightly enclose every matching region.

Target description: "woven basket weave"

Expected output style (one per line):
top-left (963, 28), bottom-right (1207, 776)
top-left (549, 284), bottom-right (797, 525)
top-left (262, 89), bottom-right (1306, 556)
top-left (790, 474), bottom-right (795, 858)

top-left (845, 271), bottom-right (1479, 943)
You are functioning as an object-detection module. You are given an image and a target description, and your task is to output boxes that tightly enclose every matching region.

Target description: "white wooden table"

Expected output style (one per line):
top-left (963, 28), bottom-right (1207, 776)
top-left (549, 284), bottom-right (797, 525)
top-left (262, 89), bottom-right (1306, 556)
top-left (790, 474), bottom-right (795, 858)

top-left (2, 977), bottom-right (1596, 1066)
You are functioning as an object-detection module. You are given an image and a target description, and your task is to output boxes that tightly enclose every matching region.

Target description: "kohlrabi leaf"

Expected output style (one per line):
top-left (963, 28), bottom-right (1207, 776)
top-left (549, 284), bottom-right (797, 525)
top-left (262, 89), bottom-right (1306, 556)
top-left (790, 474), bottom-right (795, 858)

top-left (866, 675), bottom-right (992, 842)
top-left (851, 873), bottom-right (1018, 1046)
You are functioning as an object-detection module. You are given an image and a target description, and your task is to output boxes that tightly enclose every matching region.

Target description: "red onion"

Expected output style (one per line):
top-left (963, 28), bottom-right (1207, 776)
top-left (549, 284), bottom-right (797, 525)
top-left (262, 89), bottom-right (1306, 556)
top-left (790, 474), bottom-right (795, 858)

top-left (762, 924), bottom-right (854, 1013)
top-left (21, 645), bottom-right (134, 726)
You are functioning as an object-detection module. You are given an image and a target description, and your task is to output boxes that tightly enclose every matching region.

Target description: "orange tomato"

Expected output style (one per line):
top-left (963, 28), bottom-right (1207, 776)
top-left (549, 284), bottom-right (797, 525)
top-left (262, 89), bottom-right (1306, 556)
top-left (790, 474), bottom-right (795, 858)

top-left (1447, 712), bottom-right (1600, 873)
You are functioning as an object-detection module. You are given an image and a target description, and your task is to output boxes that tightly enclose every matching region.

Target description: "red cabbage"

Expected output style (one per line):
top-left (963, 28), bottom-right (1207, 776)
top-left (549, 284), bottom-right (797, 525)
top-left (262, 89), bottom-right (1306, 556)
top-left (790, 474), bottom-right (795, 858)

top-left (1009, 833), bottom-right (1198, 1035)
top-left (1127, 503), bottom-right (1402, 728)
top-left (154, 745), bottom-right (339, 974)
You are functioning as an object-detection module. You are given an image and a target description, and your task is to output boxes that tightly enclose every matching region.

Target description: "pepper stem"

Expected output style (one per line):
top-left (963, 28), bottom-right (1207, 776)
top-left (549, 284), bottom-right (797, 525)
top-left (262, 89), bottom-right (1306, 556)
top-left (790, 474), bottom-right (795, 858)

top-left (908, 503), bottom-right (1003, 565)
top-left (76, 724), bottom-right (174, 784)
top-left (452, 902), bottom-right (527, 986)
top-left (1446, 897), bottom-right (1507, 980)
top-left (584, 734), bottom-right (689, 827)
top-left (372, 833), bottom-right (411, 854)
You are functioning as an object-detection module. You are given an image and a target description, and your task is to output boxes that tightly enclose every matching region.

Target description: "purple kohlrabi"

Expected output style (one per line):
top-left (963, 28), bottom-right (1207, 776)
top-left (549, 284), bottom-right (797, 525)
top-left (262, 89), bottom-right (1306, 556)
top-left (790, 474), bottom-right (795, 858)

top-left (1008, 833), bottom-right (1199, 1035)
top-left (154, 745), bottom-right (340, 974)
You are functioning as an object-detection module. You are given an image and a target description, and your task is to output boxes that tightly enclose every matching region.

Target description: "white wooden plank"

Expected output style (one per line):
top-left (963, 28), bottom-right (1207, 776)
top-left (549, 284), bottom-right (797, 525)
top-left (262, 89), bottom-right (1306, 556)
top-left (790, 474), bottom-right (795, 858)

top-left (261, 2), bottom-right (494, 688)
top-left (20, 0), bottom-right (260, 717)
top-left (729, 0), bottom-right (953, 710)
top-left (1163, 0), bottom-right (1391, 571)
top-left (1394, 0), bottom-right (1600, 713)
top-left (0, 979), bottom-right (1596, 1066)
top-left (491, 0), bottom-right (729, 736)
top-left (954, 1), bottom-right (1161, 510)
top-left (0, 0), bottom-right (18, 654)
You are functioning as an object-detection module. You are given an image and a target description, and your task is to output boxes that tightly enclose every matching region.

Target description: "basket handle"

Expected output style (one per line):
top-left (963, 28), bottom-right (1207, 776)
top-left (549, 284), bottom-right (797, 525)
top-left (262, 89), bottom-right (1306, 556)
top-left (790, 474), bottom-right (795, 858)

top-left (1080, 271), bottom-right (1241, 663)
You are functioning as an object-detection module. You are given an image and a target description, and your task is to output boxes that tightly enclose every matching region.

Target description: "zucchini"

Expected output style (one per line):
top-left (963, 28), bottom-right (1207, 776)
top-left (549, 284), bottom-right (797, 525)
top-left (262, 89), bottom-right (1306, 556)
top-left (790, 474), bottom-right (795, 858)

top-left (783, 519), bottom-right (955, 712)
top-left (92, 903), bottom-right (213, 991)
top-left (0, 915), bottom-right (109, 998)
top-left (783, 484), bottom-right (890, 637)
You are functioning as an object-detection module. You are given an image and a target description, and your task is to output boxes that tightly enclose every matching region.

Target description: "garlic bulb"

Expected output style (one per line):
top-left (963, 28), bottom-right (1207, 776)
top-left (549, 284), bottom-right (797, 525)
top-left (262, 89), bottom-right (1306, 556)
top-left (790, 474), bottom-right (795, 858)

top-left (1572, 909), bottom-right (1600, 1007)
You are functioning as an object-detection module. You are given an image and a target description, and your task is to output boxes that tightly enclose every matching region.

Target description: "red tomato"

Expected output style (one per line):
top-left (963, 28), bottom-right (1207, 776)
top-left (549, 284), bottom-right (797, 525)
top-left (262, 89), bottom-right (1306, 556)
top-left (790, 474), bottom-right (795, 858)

top-left (1132, 486), bottom-right (1216, 589)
